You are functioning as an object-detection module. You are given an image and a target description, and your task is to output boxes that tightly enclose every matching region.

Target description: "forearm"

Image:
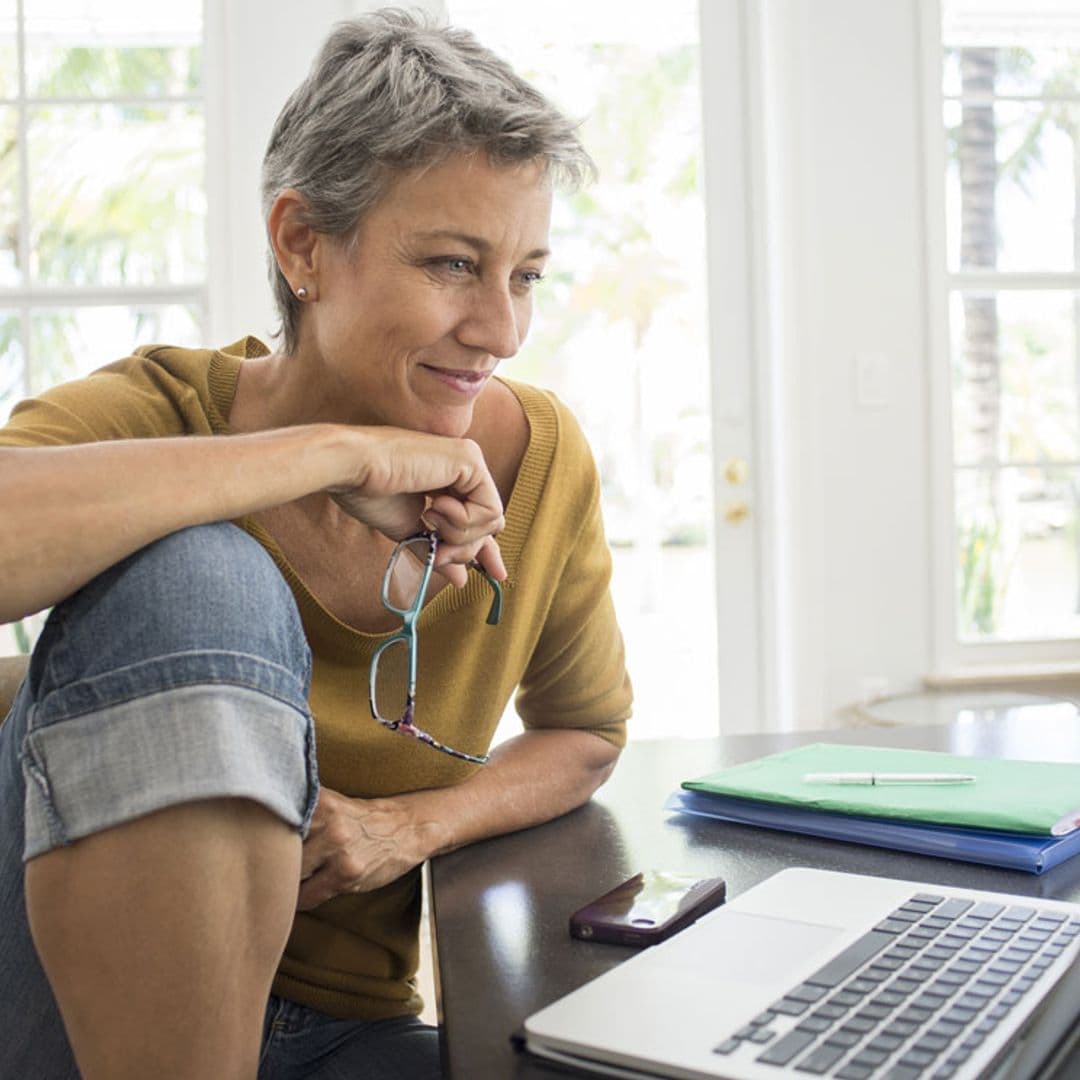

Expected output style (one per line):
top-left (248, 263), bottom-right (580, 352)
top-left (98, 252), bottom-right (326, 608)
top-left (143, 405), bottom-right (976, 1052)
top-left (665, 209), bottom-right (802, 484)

top-left (298, 729), bottom-right (619, 909)
top-left (0, 423), bottom-right (503, 622)
top-left (404, 728), bottom-right (621, 862)
top-left (0, 427), bottom-right (348, 622)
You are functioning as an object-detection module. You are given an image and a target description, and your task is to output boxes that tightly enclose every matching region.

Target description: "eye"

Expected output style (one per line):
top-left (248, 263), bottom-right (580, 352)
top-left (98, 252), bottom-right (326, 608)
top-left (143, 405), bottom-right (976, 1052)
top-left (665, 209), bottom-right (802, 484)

top-left (516, 269), bottom-right (546, 290)
top-left (444, 257), bottom-right (474, 275)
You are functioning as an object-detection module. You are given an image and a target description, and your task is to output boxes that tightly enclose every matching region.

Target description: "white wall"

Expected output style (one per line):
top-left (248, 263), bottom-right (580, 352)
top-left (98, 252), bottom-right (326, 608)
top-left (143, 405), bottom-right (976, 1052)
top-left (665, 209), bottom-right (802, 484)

top-left (759, 0), bottom-right (934, 727)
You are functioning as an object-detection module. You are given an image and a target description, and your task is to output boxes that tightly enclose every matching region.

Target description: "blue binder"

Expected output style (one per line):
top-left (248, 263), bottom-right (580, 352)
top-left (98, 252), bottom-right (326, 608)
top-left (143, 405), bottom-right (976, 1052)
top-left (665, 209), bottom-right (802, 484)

top-left (664, 789), bottom-right (1080, 875)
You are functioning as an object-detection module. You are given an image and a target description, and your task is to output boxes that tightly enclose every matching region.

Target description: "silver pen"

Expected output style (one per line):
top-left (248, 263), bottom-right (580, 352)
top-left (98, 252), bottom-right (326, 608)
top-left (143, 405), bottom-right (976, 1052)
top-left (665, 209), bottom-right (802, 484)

top-left (802, 772), bottom-right (977, 786)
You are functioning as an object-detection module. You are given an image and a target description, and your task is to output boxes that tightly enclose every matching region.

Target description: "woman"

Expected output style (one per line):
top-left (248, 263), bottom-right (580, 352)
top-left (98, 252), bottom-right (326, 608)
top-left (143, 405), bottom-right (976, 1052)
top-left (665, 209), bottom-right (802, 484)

top-left (0, 10), bottom-right (632, 1080)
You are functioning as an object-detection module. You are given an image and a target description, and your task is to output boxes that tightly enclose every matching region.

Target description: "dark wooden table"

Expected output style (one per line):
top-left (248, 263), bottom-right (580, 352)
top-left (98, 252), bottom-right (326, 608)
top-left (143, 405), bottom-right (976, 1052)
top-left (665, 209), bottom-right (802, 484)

top-left (428, 710), bottom-right (1080, 1077)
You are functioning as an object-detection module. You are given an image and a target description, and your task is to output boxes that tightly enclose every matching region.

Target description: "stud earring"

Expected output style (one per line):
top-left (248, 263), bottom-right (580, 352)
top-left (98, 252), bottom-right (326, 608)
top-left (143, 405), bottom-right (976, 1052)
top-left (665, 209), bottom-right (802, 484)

top-left (296, 286), bottom-right (308, 300)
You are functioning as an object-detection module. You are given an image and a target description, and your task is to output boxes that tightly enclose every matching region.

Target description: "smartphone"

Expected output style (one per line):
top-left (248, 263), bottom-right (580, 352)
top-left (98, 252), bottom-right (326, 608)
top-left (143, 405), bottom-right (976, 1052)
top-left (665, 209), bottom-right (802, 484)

top-left (569, 870), bottom-right (727, 947)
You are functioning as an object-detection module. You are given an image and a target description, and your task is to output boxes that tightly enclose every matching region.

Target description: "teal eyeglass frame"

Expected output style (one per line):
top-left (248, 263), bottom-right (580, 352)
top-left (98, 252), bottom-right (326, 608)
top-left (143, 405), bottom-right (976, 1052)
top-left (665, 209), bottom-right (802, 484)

top-left (368, 529), bottom-right (502, 765)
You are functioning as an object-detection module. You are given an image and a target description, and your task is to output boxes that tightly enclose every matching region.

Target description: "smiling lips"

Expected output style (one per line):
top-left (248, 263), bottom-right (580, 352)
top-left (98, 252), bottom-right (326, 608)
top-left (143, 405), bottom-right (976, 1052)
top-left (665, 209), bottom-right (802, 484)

top-left (420, 363), bottom-right (493, 396)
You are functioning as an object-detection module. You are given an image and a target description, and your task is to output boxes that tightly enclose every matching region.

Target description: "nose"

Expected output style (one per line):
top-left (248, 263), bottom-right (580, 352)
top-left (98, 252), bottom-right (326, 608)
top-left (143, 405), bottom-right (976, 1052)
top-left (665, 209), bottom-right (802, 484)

top-left (458, 284), bottom-right (526, 360)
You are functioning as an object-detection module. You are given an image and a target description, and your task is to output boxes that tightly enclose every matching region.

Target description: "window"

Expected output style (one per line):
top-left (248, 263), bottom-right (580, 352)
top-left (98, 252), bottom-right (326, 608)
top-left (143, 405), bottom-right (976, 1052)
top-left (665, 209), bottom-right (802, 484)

top-left (446, 1), bottom-right (718, 738)
top-left (0, 0), bottom-right (206, 651)
top-left (0, 0), bottom-right (205, 419)
top-left (936, 0), bottom-right (1080, 657)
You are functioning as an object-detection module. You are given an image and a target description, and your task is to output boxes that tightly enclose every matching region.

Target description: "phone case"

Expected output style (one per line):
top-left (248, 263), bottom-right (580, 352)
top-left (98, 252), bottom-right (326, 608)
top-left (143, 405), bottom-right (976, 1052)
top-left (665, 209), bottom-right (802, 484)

top-left (569, 870), bottom-right (727, 946)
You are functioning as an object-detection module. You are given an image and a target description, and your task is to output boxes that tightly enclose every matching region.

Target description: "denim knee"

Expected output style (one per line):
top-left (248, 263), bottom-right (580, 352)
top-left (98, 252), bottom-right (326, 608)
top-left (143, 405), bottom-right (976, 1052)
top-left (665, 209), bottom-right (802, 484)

top-left (28, 521), bottom-right (311, 708)
top-left (20, 522), bottom-right (318, 859)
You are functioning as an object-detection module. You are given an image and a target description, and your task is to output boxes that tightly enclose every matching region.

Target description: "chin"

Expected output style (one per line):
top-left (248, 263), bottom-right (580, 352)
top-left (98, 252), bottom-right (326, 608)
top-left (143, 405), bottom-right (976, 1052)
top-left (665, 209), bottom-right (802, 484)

top-left (404, 407), bottom-right (474, 440)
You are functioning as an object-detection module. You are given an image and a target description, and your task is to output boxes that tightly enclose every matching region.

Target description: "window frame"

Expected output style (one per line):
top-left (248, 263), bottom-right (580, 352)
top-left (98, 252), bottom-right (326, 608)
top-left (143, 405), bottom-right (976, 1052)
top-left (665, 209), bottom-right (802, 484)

top-left (920, 0), bottom-right (1080, 679)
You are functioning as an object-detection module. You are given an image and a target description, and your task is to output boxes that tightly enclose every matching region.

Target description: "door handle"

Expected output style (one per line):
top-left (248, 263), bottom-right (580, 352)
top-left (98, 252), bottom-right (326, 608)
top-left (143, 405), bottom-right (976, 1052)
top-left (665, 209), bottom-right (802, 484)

top-left (723, 457), bottom-right (748, 485)
top-left (723, 501), bottom-right (750, 525)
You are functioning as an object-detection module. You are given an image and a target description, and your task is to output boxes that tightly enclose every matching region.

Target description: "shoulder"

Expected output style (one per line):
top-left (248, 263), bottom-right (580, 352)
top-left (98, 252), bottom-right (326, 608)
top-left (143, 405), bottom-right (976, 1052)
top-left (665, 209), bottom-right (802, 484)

top-left (0, 337), bottom-right (262, 445)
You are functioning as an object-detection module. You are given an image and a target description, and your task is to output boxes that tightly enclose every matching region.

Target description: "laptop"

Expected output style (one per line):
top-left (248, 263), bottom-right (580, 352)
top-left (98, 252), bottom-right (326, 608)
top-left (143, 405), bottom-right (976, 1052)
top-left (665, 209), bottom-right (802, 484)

top-left (522, 867), bottom-right (1080, 1079)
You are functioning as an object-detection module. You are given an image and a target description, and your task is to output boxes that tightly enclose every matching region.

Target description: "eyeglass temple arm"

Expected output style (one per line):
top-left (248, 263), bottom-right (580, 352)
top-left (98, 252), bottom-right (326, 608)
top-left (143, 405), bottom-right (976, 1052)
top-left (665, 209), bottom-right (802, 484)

top-left (469, 560), bottom-right (502, 625)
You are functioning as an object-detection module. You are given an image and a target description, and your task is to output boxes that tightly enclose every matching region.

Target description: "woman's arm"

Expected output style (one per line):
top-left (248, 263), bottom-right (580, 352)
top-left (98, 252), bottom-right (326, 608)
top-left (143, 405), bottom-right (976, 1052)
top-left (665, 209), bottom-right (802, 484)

top-left (297, 728), bottom-right (620, 909)
top-left (0, 425), bottom-right (505, 623)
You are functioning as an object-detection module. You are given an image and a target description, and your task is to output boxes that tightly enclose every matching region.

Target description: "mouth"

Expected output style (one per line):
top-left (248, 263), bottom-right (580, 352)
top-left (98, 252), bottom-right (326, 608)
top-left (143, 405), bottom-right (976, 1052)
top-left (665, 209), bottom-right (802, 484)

top-left (418, 364), bottom-right (494, 396)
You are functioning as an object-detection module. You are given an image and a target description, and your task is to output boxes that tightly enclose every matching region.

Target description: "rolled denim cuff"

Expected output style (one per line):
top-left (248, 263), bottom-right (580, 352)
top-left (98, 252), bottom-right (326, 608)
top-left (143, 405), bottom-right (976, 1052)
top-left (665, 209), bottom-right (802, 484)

top-left (22, 681), bottom-right (317, 861)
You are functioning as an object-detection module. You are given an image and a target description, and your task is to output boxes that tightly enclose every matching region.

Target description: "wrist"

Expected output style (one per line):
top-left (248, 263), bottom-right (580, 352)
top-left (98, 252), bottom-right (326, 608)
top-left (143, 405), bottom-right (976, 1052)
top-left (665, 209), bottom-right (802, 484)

top-left (390, 792), bottom-right (455, 864)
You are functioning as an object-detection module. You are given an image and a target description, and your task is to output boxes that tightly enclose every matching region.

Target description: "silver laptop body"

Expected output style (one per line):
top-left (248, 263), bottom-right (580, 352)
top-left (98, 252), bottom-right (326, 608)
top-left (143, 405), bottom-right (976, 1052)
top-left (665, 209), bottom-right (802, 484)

top-left (523, 867), bottom-right (1080, 1079)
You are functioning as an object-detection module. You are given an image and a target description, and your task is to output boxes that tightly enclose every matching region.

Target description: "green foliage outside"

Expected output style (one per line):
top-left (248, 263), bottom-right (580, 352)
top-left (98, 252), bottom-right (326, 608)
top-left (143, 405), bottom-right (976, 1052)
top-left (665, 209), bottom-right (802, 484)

top-left (946, 45), bottom-right (1080, 639)
top-left (958, 516), bottom-right (1006, 637)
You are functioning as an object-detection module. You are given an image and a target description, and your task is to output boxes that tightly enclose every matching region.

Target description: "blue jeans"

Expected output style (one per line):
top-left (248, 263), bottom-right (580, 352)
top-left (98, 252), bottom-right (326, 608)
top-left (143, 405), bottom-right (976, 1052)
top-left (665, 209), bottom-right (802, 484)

top-left (0, 523), bottom-right (441, 1079)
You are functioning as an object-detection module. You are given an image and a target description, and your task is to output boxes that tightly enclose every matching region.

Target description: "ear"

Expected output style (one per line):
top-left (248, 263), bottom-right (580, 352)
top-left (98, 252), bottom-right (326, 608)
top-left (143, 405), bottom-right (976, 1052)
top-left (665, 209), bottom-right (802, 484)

top-left (267, 189), bottom-right (322, 300)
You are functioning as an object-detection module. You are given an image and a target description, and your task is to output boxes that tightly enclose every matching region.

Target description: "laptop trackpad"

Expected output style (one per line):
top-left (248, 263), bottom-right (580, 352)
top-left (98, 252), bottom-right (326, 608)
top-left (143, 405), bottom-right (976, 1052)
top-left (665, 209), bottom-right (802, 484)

top-left (663, 910), bottom-right (844, 985)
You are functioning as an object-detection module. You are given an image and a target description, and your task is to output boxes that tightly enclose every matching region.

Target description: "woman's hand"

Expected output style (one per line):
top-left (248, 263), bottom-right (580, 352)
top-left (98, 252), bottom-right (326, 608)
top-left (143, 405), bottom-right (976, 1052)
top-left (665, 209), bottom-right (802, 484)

top-left (297, 787), bottom-right (440, 910)
top-left (324, 427), bottom-right (507, 586)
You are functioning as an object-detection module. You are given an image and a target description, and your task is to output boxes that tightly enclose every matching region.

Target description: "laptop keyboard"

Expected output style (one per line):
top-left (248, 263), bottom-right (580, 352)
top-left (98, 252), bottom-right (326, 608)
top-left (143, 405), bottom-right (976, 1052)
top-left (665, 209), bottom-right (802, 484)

top-left (712, 891), bottom-right (1080, 1078)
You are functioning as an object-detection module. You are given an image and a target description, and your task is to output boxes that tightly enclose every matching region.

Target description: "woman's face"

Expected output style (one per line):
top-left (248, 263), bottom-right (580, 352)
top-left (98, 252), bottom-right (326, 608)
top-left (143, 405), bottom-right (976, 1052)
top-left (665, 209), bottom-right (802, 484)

top-left (304, 153), bottom-right (553, 437)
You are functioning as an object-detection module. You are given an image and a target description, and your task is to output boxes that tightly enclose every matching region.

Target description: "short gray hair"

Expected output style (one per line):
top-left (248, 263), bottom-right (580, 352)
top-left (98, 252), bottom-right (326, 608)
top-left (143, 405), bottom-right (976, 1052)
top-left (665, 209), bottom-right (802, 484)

top-left (262, 8), bottom-right (596, 353)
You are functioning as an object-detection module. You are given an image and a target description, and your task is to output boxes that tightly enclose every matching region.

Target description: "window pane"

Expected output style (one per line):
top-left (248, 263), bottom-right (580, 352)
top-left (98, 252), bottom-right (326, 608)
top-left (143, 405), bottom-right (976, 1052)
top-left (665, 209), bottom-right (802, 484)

top-left (944, 98), bottom-right (1080, 273)
top-left (950, 290), bottom-right (1080, 466)
top-left (956, 466), bottom-right (1080, 642)
top-left (25, 0), bottom-right (201, 97)
top-left (0, 312), bottom-right (24, 421)
top-left (0, 106), bottom-right (19, 284)
top-left (944, 46), bottom-right (1080, 98)
top-left (28, 103), bottom-right (205, 285)
top-left (0, 1), bottom-right (16, 97)
top-left (28, 303), bottom-right (200, 391)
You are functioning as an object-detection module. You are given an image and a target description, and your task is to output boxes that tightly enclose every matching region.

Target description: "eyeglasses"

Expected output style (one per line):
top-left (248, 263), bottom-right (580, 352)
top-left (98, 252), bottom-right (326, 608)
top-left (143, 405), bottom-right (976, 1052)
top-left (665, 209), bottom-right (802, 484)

top-left (369, 530), bottom-right (502, 765)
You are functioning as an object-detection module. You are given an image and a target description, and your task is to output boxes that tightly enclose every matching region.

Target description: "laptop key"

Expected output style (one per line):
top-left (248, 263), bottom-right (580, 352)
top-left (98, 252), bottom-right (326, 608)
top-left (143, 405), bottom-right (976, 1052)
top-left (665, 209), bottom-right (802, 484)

top-left (882, 1065), bottom-right (922, 1080)
top-left (835, 1065), bottom-right (874, 1080)
top-left (936, 899), bottom-right (974, 919)
top-left (712, 1037), bottom-right (741, 1055)
top-left (830, 990), bottom-right (863, 1008)
top-left (824, 1029), bottom-right (862, 1049)
top-left (866, 1032), bottom-right (905, 1053)
top-left (755, 1028), bottom-right (815, 1066)
top-left (794, 1015), bottom-right (832, 1035)
top-left (884, 1018), bottom-right (919, 1038)
top-left (770, 997), bottom-right (809, 1016)
top-left (793, 1042), bottom-right (845, 1074)
top-left (804, 929), bottom-right (894, 988)
top-left (899, 1046), bottom-right (939, 1067)
top-left (878, 918), bottom-right (916, 934)
top-left (812, 1003), bottom-right (848, 1020)
top-left (850, 1048), bottom-right (889, 1067)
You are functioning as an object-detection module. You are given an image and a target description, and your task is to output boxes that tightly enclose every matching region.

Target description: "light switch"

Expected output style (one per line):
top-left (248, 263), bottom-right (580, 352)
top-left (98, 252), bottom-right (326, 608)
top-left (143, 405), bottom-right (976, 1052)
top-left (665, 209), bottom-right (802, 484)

top-left (855, 352), bottom-right (890, 409)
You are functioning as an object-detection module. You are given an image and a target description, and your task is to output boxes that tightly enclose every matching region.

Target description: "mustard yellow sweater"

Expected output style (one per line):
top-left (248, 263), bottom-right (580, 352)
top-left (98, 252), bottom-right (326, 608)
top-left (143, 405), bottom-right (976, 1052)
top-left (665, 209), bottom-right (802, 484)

top-left (1, 337), bottom-right (632, 1018)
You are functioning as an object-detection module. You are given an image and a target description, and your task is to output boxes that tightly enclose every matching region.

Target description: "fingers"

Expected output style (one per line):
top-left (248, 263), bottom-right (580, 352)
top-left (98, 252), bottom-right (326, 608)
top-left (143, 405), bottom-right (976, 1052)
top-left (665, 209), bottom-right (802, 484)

top-left (425, 488), bottom-right (504, 542)
top-left (297, 870), bottom-right (338, 911)
top-left (474, 534), bottom-right (508, 581)
top-left (297, 788), bottom-right (422, 908)
top-left (329, 429), bottom-right (506, 552)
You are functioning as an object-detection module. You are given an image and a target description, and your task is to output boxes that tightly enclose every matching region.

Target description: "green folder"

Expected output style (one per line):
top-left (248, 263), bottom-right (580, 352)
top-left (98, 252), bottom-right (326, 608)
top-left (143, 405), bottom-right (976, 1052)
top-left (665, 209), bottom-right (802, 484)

top-left (682, 743), bottom-right (1080, 835)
